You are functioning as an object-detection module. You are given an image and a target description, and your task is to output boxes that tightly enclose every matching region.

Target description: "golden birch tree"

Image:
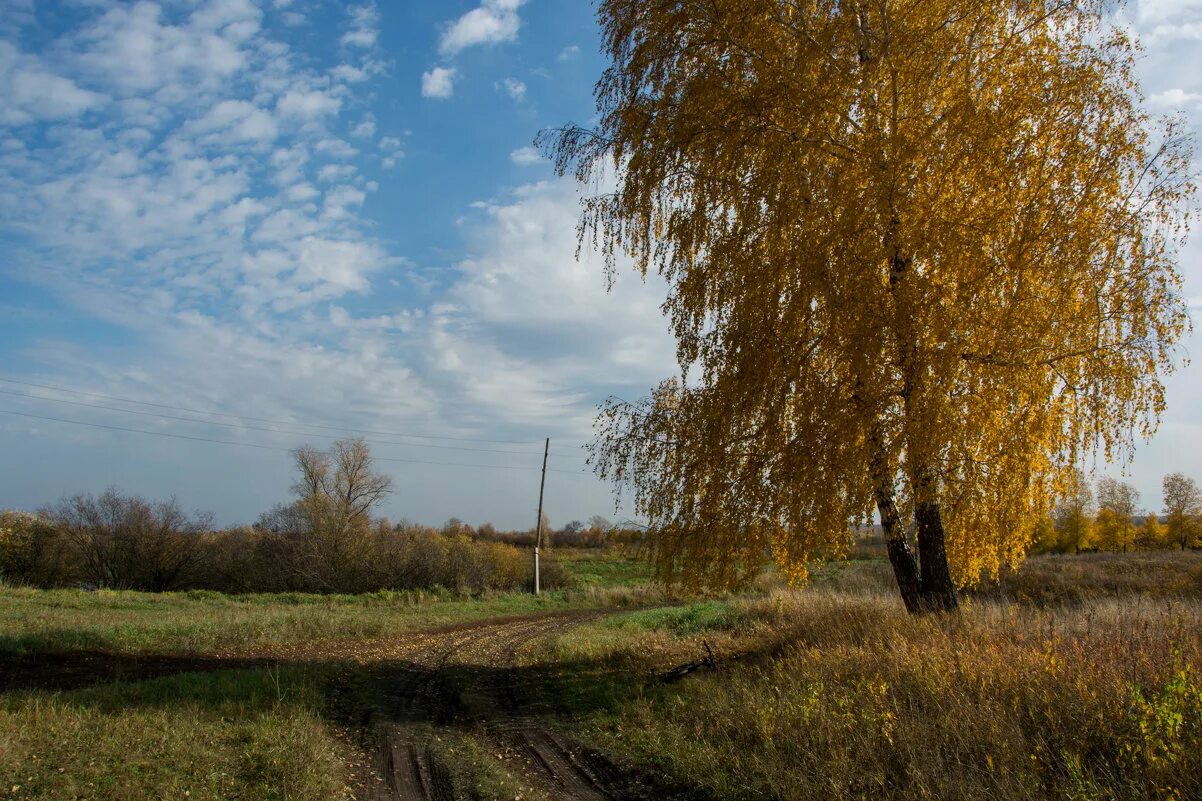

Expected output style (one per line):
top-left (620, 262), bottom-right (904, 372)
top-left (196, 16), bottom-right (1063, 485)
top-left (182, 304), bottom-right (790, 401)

top-left (1137, 513), bottom-right (1168, 550)
top-left (544, 0), bottom-right (1193, 611)
top-left (1053, 470), bottom-right (1096, 554)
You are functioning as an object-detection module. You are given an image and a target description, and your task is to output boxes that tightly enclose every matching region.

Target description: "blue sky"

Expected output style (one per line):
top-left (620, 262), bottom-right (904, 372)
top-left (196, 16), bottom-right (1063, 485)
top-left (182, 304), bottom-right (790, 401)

top-left (1, 0), bottom-right (1201, 529)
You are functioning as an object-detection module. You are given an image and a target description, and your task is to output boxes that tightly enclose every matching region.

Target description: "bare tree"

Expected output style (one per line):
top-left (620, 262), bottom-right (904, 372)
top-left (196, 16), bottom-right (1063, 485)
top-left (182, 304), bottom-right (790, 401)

top-left (292, 439), bottom-right (393, 591)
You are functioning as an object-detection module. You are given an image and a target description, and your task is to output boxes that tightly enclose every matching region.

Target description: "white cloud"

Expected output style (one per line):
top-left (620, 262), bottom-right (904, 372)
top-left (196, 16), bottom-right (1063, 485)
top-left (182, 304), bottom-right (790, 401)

top-left (284, 182), bottom-right (319, 202)
top-left (499, 77), bottom-right (525, 101)
top-left (429, 178), bottom-right (675, 427)
top-left (0, 0), bottom-right (663, 527)
top-left (314, 137), bottom-right (357, 158)
top-left (191, 0), bottom-right (261, 37)
top-left (341, 4), bottom-right (379, 48)
top-left (276, 89), bottom-right (342, 119)
top-left (0, 0), bottom-right (390, 328)
top-left (292, 234), bottom-right (375, 291)
top-left (322, 185), bottom-right (367, 220)
top-left (1135, 0), bottom-right (1202, 25)
top-left (0, 0), bottom-right (34, 35)
top-left (191, 99), bottom-right (278, 143)
top-left (1150, 88), bottom-right (1202, 107)
top-left (316, 164), bottom-right (356, 183)
top-left (332, 64), bottom-right (369, 83)
top-left (509, 146), bottom-right (542, 165)
top-left (1128, 0), bottom-right (1202, 42)
top-left (438, 0), bottom-right (525, 56)
top-left (0, 42), bottom-right (106, 124)
top-left (557, 45), bottom-right (580, 61)
top-left (351, 113), bottom-right (377, 138)
top-left (73, 2), bottom-right (255, 96)
top-left (421, 66), bottom-right (456, 99)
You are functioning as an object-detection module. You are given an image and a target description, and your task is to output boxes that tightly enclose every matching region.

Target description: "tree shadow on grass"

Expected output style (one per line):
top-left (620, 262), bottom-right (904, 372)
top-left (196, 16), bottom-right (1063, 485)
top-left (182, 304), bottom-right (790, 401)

top-left (0, 647), bottom-right (285, 693)
top-left (0, 633), bottom-right (733, 800)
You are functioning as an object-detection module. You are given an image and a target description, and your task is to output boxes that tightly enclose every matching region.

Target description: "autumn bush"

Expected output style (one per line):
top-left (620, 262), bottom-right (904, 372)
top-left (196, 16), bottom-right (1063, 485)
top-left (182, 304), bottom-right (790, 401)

top-left (0, 499), bottom-right (572, 595)
top-left (0, 510), bottom-right (74, 587)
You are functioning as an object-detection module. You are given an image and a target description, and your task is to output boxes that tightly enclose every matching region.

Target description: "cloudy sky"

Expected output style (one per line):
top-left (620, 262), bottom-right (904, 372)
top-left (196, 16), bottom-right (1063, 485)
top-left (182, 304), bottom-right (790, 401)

top-left (0, 0), bottom-right (1200, 529)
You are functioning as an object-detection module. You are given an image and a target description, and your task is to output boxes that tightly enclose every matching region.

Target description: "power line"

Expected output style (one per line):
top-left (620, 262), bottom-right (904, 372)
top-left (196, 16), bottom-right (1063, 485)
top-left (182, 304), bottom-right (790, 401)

top-left (0, 409), bottom-right (590, 475)
top-left (0, 388), bottom-right (584, 459)
top-left (0, 376), bottom-right (588, 450)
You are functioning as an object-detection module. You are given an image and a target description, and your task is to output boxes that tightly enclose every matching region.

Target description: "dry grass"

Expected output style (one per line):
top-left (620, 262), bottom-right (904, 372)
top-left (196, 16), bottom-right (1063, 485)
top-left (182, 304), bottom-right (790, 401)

top-left (537, 553), bottom-right (1202, 801)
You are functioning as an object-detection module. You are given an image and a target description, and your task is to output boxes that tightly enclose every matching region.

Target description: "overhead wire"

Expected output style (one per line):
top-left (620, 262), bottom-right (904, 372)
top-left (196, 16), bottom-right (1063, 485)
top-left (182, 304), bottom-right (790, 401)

top-left (0, 376), bottom-right (588, 451)
top-left (0, 409), bottom-right (591, 475)
top-left (0, 387), bottom-right (584, 458)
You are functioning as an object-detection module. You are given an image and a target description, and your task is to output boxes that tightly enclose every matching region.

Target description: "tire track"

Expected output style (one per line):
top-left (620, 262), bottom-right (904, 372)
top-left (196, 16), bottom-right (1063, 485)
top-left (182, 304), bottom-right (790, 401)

top-left (356, 609), bottom-right (640, 801)
top-left (360, 614), bottom-right (572, 801)
top-left (450, 611), bottom-right (630, 801)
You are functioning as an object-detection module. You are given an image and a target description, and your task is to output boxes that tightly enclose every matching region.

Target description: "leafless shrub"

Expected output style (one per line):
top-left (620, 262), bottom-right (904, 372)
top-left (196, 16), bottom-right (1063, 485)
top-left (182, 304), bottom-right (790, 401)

top-left (38, 489), bottom-right (210, 591)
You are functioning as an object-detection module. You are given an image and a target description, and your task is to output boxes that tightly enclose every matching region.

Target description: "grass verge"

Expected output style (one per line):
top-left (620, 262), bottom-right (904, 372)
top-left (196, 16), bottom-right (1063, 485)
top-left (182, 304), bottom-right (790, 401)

top-left (1, 666), bottom-right (351, 800)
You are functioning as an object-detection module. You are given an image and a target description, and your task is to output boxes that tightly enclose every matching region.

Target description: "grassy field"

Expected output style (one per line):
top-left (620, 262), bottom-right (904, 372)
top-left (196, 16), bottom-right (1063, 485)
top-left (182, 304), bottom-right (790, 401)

top-left (3, 549), bottom-right (1202, 800)
top-left (0, 561), bottom-right (661, 659)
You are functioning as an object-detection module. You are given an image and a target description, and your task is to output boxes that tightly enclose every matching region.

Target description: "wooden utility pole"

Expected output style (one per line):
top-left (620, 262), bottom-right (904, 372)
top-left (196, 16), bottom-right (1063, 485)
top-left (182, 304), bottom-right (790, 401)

top-left (533, 437), bottom-right (549, 595)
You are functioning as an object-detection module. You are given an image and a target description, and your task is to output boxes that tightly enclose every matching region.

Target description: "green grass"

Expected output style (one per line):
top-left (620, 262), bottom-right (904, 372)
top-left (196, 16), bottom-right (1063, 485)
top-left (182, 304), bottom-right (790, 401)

top-left (427, 730), bottom-right (555, 801)
top-left (555, 548), bottom-right (654, 587)
top-left (0, 573), bottom-right (659, 657)
top-left (1, 666), bottom-right (350, 800)
top-left (606, 600), bottom-right (736, 636)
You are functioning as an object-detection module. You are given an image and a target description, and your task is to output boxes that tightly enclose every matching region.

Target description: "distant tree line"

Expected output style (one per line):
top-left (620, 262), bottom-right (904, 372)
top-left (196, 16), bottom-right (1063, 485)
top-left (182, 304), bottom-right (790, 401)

top-left (1032, 471), bottom-right (1202, 554)
top-left (0, 439), bottom-right (630, 594)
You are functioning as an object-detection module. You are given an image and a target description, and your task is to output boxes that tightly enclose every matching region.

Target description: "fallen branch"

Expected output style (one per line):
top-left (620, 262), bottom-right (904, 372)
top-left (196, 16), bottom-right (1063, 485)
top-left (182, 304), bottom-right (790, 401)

top-left (658, 640), bottom-right (718, 683)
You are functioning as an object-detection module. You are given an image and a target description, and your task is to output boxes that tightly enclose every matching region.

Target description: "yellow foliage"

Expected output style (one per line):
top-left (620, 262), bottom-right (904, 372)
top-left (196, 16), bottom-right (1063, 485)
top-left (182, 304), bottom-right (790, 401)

top-left (547, 0), bottom-right (1194, 590)
top-left (1139, 515), bottom-right (1171, 551)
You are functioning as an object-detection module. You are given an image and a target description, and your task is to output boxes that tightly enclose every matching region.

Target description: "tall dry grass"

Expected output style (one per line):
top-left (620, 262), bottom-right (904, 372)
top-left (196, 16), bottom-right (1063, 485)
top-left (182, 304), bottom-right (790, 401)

top-left (549, 555), bottom-right (1202, 801)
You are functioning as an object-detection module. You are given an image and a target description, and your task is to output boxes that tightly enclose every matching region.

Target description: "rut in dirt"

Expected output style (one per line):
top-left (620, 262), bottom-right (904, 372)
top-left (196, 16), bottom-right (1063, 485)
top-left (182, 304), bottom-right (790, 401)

top-left (352, 611), bottom-right (639, 801)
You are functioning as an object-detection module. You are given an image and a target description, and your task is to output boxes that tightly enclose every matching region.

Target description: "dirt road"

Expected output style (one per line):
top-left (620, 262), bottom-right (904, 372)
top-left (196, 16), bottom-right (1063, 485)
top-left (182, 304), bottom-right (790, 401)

top-left (352, 610), bottom-right (636, 801)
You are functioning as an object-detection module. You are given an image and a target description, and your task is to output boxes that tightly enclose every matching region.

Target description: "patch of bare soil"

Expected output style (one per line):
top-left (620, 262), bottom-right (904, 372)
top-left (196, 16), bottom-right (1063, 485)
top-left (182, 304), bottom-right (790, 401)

top-left (349, 610), bottom-right (640, 801)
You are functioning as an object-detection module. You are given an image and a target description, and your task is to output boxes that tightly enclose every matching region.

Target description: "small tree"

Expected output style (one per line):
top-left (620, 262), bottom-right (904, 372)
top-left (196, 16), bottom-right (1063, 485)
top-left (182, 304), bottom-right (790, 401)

top-left (584, 514), bottom-right (613, 548)
top-left (292, 439), bottom-right (393, 591)
top-left (1137, 514), bottom-right (1169, 550)
top-left (535, 512), bottom-right (551, 548)
top-left (441, 517), bottom-right (474, 538)
top-left (1096, 478), bottom-right (1139, 553)
top-left (1163, 473), bottom-right (1202, 550)
top-left (1052, 470), bottom-right (1096, 554)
